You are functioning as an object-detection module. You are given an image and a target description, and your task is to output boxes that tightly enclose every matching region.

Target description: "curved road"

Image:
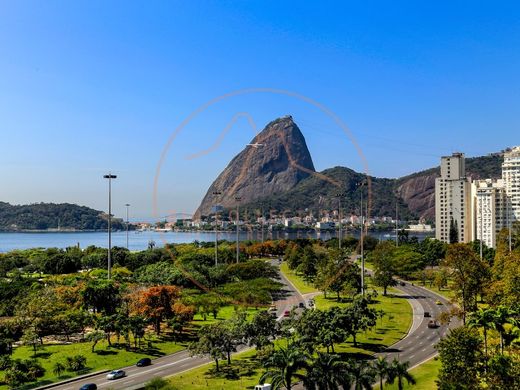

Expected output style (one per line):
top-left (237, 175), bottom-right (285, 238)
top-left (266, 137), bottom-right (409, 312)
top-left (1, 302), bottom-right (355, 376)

top-left (378, 281), bottom-right (460, 368)
top-left (44, 267), bottom-right (458, 390)
top-left (45, 262), bottom-right (307, 390)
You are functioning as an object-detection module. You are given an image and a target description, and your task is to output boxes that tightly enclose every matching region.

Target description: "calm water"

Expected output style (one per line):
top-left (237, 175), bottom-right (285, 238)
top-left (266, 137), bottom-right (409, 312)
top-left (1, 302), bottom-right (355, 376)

top-left (0, 230), bottom-right (434, 253)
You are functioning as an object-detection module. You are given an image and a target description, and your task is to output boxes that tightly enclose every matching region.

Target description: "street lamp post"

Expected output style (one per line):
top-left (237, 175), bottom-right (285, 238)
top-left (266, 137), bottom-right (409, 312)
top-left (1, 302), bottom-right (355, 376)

top-left (395, 194), bottom-right (399, 247)
top-left (235, 197), bottom-right (241, 263)
top-left (103, 173), bottom-right (117, 279)
top-left (125, 203), bottom-right (130, 249)
top-left (212, 191), bottom-right (222, 267)
top-left (358, 181), bottom-right (366, 296)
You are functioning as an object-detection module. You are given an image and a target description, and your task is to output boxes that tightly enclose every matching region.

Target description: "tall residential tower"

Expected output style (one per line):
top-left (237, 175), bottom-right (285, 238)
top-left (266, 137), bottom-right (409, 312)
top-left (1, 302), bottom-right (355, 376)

top-left (435, 152), bottom-right (472, 243)
top-left (503, 146), bottom-right (520, 226)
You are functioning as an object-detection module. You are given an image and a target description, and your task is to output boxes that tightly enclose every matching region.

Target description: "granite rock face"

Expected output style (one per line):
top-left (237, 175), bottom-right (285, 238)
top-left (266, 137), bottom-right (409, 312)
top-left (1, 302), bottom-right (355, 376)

top-left (194, 116), bottom-right (315, 218)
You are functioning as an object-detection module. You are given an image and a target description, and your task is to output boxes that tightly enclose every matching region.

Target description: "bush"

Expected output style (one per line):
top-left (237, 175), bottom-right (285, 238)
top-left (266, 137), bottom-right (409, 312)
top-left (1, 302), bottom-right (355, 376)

top-left (66, 354), bottom-right (87, 372)
top-left (4, 368), bottom-right (28, 388)
top-left (0, 355), bottom-right (11, 370)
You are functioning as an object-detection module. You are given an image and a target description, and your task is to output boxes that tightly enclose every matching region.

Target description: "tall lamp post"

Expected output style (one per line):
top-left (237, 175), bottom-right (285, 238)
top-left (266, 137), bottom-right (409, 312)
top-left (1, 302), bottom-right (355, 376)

top-left (103, 173), bottom-right (117, 279)
top-left (212, 190), bottom-right (222, 267)
top-left (125, 203), bottom-right (130, 249)
top-left (358, 181), bottom-right (366, 296)
top-left (235, 197), bottom-right (241, 263)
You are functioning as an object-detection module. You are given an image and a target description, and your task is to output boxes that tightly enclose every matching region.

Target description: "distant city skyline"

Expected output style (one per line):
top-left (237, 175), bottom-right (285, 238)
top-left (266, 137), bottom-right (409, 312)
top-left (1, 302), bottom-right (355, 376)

top-left (1, 2), bottom-right (519, 219)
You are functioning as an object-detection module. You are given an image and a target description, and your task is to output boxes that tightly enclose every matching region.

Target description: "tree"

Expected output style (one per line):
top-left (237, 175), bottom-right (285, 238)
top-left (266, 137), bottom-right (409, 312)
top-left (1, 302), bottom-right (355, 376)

top-left (129, 285), bottom-right (182, 334)
top-left (86, 330), bottom-right (105, 352)
top-left (443, 243), bottom-right (489, 324)
top-left (304, 352), bottom-right (350, 390)
top-left (371, 242), bottom-right (397, 296)
top-left (468, 308), bottom-right (497, 362)
top-left (260, 344), bottom-right (309, 390)
top-left (20, 327), bottom-right (39, 357)
top-left (372, 357), bottom-right (390, 390)
top-left (387, 358), bottom-right (416, 390)
top-left (188, 323), bottom-right (227, 372)
top-left (246, 311), bottom-right (278, 350)
top-left (65, 355), bottom-right (87, 372)
top-left (53, 362), bottom-right (66, 377)
top-left (436, 326), bottom-right (482, 390)
top-left (348, 359), bottom-right (376, 390)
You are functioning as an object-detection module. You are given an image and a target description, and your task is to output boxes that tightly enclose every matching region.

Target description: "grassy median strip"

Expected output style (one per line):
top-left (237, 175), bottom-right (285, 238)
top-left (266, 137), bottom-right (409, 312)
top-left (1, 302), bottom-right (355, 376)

top-left (376, 357), bottom-right (440, 390)
top-left (279, 262), bottom-right (318, 294)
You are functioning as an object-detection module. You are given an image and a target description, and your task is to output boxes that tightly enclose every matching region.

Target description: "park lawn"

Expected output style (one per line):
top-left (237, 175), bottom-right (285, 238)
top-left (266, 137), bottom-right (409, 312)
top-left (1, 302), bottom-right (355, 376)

top-left (168, 348), bottom-right (262, 390)
top-left (280, 262), bottom-right (318, 294)
top-left (314, 285), bottom-right (412, 356)
top-left (1, 335), bottom-right (185, 390)
top-left (376, 357), bottom-right (440, 390)
top-left (191, 305), bottom-right (263, 325)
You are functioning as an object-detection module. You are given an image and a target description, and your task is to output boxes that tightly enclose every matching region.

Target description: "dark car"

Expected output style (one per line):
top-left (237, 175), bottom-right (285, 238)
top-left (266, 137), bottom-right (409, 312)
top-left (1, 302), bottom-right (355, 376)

top-left (79, 384), bottom-right (97, 390)
top-left (427, 320), bottom-right (439, 328)
top-left (298, 302), bottom-right (305, 308)
top-left (137, 357), bottom-right (152, 367)
top-left (424, 311), bottom-right (431, 318)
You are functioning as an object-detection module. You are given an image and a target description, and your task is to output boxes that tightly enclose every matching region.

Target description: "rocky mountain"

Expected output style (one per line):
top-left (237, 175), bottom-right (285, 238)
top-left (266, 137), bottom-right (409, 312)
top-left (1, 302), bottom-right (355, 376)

top-left (195, 116), bottom-right (504, 222)
top-left (0, 202), bottom-right (125, 231)
top-left (194, 116), bottom-right (315, 218)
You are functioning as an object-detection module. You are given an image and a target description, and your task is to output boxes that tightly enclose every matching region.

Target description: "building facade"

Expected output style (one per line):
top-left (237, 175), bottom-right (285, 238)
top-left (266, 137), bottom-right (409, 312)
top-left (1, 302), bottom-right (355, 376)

top-left (435, 152), bottom-right (472, 243)
top-left (503, 146), bottom-right (520, 225)
top-left (471, 179), bottom-right (506, 248)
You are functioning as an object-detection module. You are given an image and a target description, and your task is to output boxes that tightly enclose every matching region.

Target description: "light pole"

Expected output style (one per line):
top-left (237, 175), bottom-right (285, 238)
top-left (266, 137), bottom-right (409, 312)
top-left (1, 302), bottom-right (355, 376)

top-left (235, 196), bottom-right (241, 263)
top-left (358, 181), bottom-right (366, 296)
top-left (395, 191), bottom-right (399, 247)
top-left (212, 190), bottom-right (222, 267)
top-left (336, 193), bottom-right (345, 249)
top-left (103, 173), bottom-right (117, 279)
top-left (125, 203), bottom-right (130, 249)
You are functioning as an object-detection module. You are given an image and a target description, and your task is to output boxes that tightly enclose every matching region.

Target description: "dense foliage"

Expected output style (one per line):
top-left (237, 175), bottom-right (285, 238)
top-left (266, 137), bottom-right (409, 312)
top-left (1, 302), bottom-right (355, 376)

top-left (0, 202), bottom-right (125, 231)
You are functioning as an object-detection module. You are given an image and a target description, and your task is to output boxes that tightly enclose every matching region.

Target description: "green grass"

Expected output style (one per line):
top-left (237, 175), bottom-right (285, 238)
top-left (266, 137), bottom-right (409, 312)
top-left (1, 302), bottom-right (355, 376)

top-left (314, 284), bottom-right (412, 356)
top-left (1, 335), bottom-right (185, 389)
top-left (191, 305), bottom-right (262, 325)
top-left (168, 348), bottom-right (261, 390)
top-left (376, 357), bottom-right (440, 390)
top-left (279, 262), bottom-right (318, 294)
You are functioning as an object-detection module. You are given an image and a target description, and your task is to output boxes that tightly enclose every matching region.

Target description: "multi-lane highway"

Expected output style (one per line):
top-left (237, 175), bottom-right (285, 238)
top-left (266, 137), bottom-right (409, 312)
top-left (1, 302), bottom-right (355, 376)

top-left (378, 281), bottom-right (461, 368)
top-left (46, 262), bottom-right (307, 390)
top-left (45, 265), bottom-right (458, 390)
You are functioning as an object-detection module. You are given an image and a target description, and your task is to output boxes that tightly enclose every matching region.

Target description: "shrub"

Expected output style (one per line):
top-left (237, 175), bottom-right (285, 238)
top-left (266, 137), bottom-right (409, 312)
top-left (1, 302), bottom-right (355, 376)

top-left (66, 354), bottom-right (87, 372)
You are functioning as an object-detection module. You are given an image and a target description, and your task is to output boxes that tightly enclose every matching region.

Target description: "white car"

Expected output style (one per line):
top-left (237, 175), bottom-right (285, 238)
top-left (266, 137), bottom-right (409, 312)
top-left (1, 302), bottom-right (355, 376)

top-left (106, 370), bottom-right (125, 380)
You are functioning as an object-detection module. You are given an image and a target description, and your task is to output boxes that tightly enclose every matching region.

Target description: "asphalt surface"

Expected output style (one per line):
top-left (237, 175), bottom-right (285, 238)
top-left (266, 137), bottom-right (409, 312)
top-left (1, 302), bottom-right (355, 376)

top-left (46, 265), bottom-right (459, 390)
top-left (377, 281), bottom-right (461, 368)
top-left (48, 261), bottom-right (307, 390)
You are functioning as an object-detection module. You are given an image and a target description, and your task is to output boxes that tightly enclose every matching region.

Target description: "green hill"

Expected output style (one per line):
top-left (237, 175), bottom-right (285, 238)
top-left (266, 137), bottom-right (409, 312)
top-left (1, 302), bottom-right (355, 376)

top-left (0, 202), bottom-right (125, 231)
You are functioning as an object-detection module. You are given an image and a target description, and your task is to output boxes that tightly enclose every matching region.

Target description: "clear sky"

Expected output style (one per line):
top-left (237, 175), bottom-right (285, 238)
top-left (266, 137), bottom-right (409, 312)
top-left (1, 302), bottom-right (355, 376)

top-left (0, 1), bottom-right (519, 220)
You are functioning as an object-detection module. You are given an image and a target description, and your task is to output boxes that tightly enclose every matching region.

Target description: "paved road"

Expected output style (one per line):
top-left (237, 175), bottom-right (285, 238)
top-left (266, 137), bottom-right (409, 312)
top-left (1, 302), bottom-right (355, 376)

top-left (378, 281), bottom-right (461, 368)
top-left (48, 261), bottom-right (306, 390)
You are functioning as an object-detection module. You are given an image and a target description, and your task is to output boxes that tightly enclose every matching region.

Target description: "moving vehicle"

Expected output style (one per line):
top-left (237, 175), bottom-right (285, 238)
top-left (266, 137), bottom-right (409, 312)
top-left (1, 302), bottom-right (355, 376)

top-left (427, 320), bottom-right (439, 328)
top-left (136, 357), bottom-right (151, 367)
top-left (79, 384), bottom-right (97, 390)
top-left (283, 310), bottom-right (290, 317)
top-left (424, 311), bottom-right (431, 318)
top-left (106, 370), bottom-right (126, 380)
top-left (298, 302), bottom-right (305, 308)
top-left (436, 300), bottom-right (443, 305)
top-left (255, 384), bottom-right (272, 390)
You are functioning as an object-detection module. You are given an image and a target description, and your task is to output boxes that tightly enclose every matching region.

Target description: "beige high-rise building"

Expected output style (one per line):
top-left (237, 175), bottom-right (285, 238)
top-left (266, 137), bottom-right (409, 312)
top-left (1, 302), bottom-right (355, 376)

top-left (435, 152), bottom-right (472, 243)
top-left (503, 146), bottom-right (520, 225)
top-left (471, 179), bottom-right (506, 248)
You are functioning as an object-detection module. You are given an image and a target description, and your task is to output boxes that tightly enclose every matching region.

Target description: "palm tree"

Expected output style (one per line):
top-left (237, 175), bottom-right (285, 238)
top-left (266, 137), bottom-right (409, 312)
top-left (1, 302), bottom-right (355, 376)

top-left (348, 359), bottom-right (376, 390)
top-left (387, 358), bottom-right (416, 390)
top-left (304, 352), bottom-right (349, 390)
top-left (52, 362), bottom-right (65, 378)
top-left (467, 308), bottom-right (497, 360)
top-left (372, 357), bottom-right (389, 389)
top-left (493, 305), bottom-right (515, 353)
top-left (260, 344), bottom-right (309, 390)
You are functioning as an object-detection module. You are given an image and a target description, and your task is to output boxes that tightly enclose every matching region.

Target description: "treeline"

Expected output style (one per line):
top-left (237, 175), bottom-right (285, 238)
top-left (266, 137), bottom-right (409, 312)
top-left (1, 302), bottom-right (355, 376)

top-left (0, 202), bottom-right (125, 231)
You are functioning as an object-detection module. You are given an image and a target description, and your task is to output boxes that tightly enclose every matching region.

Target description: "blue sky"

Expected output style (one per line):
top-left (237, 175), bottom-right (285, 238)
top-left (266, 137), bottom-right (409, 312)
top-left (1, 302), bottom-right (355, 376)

top-left (0, 1), bottom-right (519, 220)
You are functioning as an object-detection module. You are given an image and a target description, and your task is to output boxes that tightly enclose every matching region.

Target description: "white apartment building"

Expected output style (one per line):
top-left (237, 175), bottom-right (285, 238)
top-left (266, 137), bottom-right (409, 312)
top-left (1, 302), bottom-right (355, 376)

top-left (503, 146), bottom-right (520, 224)
top-left (435, 152), bottom-right (472, 243)
top-left (471, 179), bottom-right (506, 248)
